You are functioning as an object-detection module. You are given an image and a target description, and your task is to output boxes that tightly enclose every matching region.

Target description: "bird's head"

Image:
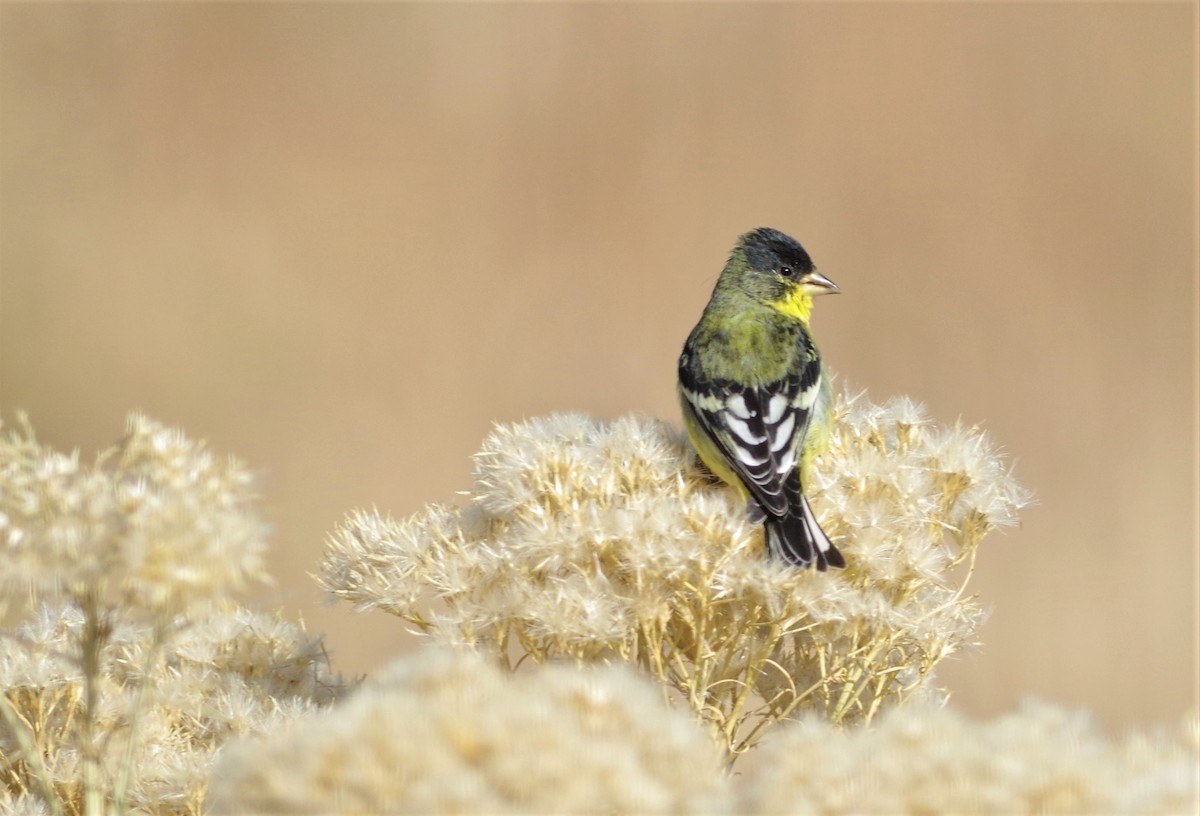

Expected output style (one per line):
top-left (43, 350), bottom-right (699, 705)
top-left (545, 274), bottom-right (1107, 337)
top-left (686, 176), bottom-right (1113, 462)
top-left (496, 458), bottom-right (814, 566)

top-left (721, 227), bottom-right (839, 321)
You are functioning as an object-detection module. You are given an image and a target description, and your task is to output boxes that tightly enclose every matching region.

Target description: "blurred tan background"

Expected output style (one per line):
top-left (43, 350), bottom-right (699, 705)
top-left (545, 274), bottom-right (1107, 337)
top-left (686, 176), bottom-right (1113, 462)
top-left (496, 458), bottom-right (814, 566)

top-left (1, 4), bottom-right (1195, 730)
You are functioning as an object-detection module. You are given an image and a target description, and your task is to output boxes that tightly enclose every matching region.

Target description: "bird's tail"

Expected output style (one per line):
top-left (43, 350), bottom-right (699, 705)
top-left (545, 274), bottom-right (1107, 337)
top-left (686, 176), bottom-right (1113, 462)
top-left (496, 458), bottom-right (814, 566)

top-left (764, 496), bottom-right (846, 571)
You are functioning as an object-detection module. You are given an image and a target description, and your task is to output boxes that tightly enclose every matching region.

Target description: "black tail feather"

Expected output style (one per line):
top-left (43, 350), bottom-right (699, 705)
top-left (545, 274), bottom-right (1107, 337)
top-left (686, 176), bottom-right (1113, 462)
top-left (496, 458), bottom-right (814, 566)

top-left (763, 496), bottom-right (844, 571)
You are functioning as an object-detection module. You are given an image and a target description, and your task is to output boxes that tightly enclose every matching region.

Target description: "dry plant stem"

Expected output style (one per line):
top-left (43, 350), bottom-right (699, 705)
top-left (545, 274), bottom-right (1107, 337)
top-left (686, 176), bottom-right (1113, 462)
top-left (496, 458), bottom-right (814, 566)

top-left (722, 624), bottom-right (778, 746)
top-left (109, 620), bottom-right (168, 814)
top-left (733, 666), bottom-right (822, 755)
top-left (0, 691), bottom-right (67, 816)
top-left (832, 638), bottom-right (888, 722)
top-left (79, 592), bottom-right (106, 816)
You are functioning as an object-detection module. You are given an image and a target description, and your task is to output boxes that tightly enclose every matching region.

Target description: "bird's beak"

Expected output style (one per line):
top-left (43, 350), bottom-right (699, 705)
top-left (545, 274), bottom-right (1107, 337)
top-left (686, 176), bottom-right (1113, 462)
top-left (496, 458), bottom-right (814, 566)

top-left (802, 270), bottom-right (840, 295)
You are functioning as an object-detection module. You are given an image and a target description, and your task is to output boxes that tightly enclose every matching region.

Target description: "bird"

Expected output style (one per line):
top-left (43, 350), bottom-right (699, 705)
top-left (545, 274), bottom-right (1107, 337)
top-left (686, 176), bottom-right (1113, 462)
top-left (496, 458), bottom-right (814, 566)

top-left (678, 227), bottom-right (845, 570)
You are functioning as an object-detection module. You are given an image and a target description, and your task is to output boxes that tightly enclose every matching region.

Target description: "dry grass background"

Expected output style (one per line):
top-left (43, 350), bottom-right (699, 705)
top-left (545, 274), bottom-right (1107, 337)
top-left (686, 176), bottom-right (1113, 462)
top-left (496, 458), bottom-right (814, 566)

top-left (0, 3), bottom-right (1194, 732)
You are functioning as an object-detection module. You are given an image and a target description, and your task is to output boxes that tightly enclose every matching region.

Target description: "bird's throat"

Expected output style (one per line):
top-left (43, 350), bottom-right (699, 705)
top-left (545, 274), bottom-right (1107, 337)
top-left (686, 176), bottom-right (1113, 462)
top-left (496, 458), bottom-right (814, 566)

top-left (769, 288), bottom-right (814, 322)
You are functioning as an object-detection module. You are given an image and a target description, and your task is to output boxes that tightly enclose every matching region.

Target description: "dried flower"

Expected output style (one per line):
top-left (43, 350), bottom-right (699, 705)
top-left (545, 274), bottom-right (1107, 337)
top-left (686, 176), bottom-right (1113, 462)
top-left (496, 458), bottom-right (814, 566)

top-left (321, 387), bottom-right (1032, 756)
top-left (0, 414), bottom-right (269, 619)
top-left (0, 790), bottom-right (52, 816)
top-left (1, 603), bottom-right (346, 815)
top-left (207, 647), bottom-right (731, 815)
top-left (741, 700), bottom-right (1200, 814)
top-left (0, 414), bottom-right (329, 816)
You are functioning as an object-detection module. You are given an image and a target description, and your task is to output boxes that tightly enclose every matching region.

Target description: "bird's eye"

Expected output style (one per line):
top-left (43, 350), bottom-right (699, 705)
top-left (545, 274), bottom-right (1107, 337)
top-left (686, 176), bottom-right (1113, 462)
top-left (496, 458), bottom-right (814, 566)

top-left (779, 265), bottom-right (794, 278)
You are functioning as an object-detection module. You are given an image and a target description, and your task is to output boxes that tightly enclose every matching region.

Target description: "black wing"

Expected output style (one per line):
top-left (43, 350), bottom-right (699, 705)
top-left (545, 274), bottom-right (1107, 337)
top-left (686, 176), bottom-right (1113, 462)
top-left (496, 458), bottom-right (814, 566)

top-left (679, 355), bottom-right (823, 519)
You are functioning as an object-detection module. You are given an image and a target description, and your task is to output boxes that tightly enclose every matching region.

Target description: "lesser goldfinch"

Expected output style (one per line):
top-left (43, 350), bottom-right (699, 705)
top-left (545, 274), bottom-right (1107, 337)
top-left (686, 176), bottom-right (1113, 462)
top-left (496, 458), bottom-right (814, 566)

top-left (678, 227), bottom-right (845, 570)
